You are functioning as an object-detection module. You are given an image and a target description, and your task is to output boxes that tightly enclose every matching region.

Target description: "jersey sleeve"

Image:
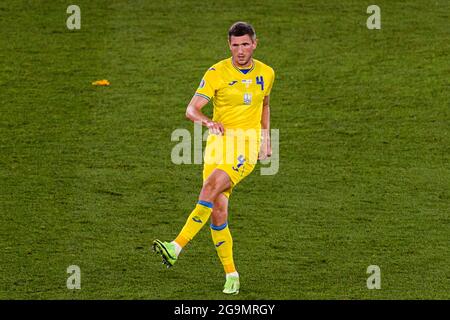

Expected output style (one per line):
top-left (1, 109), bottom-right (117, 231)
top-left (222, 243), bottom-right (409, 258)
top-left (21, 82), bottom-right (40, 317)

top-left (264, 68), bottom-right (275, 97)
top-left (194, 67), bottom-right (220, 101)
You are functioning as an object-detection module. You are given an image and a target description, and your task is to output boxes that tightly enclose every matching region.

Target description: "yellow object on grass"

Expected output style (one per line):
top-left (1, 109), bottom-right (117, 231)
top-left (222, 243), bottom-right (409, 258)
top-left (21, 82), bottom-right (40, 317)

top-left (92, 79), bottom-right (110, 86)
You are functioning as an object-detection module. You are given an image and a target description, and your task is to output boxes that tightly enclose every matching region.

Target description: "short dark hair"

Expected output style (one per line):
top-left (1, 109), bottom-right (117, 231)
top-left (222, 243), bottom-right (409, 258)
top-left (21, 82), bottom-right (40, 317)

top-left (228, 22), bottom-right (256, 40)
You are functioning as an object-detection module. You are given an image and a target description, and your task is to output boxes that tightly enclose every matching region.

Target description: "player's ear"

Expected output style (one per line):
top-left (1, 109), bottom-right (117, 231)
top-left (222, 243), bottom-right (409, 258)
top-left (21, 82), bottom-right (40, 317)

top-left (252, 38), bottom-right (258, 49)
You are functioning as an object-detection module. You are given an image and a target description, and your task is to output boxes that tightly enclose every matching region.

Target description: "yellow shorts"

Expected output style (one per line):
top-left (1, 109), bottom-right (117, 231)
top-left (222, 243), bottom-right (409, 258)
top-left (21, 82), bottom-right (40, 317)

top-left (203, 132), bottom-right (259, 198)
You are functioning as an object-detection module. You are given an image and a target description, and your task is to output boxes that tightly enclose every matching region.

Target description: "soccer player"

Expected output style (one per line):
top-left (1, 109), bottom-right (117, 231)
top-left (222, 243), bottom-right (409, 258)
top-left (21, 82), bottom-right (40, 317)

top-left (153, 21), bottom-right (275, 295)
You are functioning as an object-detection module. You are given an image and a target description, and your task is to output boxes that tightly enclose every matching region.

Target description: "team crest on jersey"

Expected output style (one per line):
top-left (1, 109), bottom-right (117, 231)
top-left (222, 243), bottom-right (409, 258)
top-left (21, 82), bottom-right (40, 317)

top-left (198, 79), bottom-right (205, 89)
top-left (243, 93), bottom-right (252, 105)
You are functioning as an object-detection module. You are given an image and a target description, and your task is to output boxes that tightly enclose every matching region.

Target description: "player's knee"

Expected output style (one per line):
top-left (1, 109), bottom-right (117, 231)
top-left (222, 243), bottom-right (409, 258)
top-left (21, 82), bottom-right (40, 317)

top-left (200, 180), bottom-right (220, 199)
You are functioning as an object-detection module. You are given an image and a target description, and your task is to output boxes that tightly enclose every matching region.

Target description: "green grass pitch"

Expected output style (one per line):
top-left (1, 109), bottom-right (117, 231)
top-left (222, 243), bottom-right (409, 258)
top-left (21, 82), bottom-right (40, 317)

top-left (0, 0), bottom-right (449, 299)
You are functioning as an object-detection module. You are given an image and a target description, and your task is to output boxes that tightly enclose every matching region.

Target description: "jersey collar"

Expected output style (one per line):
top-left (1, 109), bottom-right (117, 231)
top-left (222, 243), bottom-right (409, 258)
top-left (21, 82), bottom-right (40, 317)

top-left (230, 58), bottom-right (255, 75)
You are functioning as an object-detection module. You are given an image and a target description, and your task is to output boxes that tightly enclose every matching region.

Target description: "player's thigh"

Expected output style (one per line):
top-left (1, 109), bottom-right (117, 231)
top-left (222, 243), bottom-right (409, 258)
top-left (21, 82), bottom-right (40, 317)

top-left (203, 162), bottom-right (215, 182)
top-left (201, 168), bottom-right (232, 196)
top-left (203, 157), bottom-right (232, 199)
top-left (202, 132), bottom-right (232, 197)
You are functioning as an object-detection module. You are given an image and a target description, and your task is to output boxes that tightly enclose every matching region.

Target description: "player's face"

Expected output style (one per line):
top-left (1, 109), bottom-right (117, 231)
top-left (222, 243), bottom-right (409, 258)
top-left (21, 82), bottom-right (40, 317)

top-left (229, 35), bottom-right (257, 68)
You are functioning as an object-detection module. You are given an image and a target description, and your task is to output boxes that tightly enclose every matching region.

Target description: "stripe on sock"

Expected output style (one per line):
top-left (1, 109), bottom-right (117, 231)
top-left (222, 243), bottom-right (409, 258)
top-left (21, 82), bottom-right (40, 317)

top-left (198, 200), bottom-right (213, 208)
top-left (210, 222), bottom-right (228, 231)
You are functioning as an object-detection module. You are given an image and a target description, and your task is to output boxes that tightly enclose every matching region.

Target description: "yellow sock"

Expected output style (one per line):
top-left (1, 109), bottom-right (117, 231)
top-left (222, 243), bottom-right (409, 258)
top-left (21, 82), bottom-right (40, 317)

top-left (174, 200), bottom-right (213, 248)
top-left (210, 222), bottom-right (236, 274)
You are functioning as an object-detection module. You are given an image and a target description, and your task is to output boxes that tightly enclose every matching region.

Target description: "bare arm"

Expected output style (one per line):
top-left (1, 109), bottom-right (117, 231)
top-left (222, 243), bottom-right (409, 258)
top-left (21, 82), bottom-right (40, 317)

top-left (259, 95), bottom-right (272, 160)
top-left (185, 95), bottom-right (224, 135)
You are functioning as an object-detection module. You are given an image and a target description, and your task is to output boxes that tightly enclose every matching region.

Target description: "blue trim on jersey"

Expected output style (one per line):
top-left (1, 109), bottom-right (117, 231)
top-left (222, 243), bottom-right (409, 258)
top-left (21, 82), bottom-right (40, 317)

top-left (210, 222), bottom-right (228, 231)
top-left (198, 200), bottom-right (213, 208)
top-left (231, 58), bottom-right (255, 74)
top-left (194, 93), bottom-right (211, 101)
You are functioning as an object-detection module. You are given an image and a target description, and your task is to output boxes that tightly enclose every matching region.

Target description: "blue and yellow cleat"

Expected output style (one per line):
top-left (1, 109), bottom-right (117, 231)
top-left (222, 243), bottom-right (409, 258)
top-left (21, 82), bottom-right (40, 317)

top-left (223, 276), bottom-right (240, 295)
top-left (152, 239), bottom-right (177, 268)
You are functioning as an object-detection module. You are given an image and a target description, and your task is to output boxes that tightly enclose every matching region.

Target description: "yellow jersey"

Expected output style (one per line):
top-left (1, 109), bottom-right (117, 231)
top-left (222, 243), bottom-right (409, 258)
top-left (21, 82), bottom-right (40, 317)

top-left (195, 57), bottom-right (275, 131)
